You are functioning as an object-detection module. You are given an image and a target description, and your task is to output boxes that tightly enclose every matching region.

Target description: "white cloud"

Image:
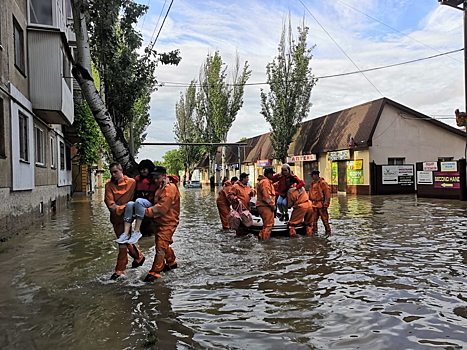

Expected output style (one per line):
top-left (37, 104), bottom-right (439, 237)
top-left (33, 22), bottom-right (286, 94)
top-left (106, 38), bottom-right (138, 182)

top-left (135, 0), bottom-right (465, 162)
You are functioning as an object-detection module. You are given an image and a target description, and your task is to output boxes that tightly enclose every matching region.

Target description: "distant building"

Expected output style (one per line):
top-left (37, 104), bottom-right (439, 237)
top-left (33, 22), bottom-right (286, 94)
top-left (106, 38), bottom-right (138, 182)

top-left (0, 0), bottom-right (76, 235)
top-left (196, 98), bottom-right (466, 197)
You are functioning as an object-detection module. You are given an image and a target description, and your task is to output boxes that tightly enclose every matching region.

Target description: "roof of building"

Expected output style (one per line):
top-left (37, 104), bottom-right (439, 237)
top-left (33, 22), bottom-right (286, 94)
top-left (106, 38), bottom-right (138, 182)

top-left (196, 97), bottom-right (465, 167)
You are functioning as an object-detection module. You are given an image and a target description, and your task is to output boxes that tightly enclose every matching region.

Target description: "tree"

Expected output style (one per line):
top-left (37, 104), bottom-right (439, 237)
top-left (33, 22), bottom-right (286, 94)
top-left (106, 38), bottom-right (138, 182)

top-left (174, 80), bottom-right (206, 182)
top-left (197, 51), bottom-right (251, 178)
top-left (162, 149), bottom-right (184, 176)
top-left (260, 17), bottom-right (317, 163)
top-left (70, 0), bottom-right (181, 174)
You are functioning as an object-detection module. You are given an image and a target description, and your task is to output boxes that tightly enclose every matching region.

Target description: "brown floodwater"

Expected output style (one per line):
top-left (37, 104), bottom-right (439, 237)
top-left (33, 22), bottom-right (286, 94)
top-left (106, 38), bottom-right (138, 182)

top-left (0, 188), bottom-right (466, 350)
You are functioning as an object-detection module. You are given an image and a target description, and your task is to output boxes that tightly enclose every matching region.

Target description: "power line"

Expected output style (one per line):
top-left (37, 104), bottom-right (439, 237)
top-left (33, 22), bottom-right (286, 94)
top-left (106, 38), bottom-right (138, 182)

top-left (335, 0), bottom-right (463, 64)
top-left (298, 0), bottom-right (384, 97)
top-left (148, 0), bottom-right (174, 50)
top-left (139, 0), bottom-right (151, 32)
top-left (147, 0), bottom-right (167, 46)
top-left (157, 48), bottom-right (462, 87)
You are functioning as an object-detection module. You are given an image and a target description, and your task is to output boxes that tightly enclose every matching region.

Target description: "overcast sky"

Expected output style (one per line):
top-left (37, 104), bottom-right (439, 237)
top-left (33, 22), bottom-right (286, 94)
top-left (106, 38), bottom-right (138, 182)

top-left (134, 0), bottom-right (465, 162)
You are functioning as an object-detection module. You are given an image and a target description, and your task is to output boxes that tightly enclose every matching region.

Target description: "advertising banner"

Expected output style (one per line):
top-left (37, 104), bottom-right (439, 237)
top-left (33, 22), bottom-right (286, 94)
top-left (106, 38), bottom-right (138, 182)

top-left (382, 165), bottom-right (414, 185)
top-left (423, 162), bottom-right (438, 171)
top-left (256, 159), bottom-right (270, 167)
top-left (433, 172), bottom-right (460, 189)
top-left (287, 154), bottom-right (317, 162)
top-left (440, 162), bottom-right (457, 172)
top-left (328, 150), bottom-right (350, 161)
top-left (331, 162), bottom-right (338, 185)
top-left (417, 171), bottom-right (433, 185)
top-left (347, 161), bottom-right (364, 184)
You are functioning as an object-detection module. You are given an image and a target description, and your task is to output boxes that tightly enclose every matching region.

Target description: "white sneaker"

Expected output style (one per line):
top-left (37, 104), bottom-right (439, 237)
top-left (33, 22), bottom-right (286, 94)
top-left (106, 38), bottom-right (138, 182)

top-left (115, 233), bottom-right (130, 243)
top-left (127, 230), bottom-right (142, 244)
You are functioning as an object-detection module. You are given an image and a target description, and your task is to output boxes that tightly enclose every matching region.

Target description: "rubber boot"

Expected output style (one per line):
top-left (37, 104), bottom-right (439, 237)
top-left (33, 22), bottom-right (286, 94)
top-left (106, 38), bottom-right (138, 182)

top-left (289, 226), bottom-right (297, 238)
top-left (305, 226), bottom-right (313, 236)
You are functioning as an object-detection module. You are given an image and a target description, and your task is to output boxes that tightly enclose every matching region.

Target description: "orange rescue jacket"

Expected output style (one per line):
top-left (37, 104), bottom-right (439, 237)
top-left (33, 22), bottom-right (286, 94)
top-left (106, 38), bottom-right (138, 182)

top-left (256, 177), bottom-right (275, 208)
top-left (287, 185), bottom-right (311, 209)
top-left (145, 181), bottom-right (181, 226)
top-left (228, 181), bottom-right (254, 207)
top-left (309, 177), bottom-right (331, 208)
top-left (104, 176), bottom-right (136, 216)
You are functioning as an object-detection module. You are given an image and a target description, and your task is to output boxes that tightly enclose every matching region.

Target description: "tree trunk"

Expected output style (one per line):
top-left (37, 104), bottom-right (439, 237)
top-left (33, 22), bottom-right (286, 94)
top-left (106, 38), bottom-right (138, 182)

top-left (70, 0), bottom-right (137, 174)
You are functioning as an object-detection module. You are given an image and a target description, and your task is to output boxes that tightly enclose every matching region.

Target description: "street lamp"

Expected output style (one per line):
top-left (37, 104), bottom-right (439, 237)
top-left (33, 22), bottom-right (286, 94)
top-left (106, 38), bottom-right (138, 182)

top-left (438, 0), bottom-right (467, 200)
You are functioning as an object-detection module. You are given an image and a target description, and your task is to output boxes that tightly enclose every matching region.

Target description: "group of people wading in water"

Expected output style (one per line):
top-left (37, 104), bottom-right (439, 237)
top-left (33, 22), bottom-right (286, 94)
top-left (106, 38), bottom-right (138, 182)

top-left (104, 160), bottom-right (180, 282)
top-left (216, 164), bottom-right (332, 240)
top-left (104, 159), bottom-right (331, 282)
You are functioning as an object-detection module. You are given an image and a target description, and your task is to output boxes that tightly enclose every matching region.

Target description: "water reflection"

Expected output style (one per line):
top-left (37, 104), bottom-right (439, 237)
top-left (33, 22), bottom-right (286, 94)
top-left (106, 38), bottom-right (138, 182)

top-left (0, 190), bottom-right (466, 349)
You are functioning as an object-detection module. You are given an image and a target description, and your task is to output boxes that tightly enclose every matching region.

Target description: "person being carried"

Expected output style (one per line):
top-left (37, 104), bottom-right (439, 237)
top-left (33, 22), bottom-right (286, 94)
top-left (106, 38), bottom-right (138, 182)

top-left (143, 166), bottom-right (181, 282)
top-left (104, 162), bottom-right (145, 280)
top-left (286, 176), bottom-right (313, 237)
top-left (308, 169), bottom-right (332, 235)
top-left (228, 172), bottom-right (255, 236)
top-left (272, 164), bottom-right (305, 222)
top-left (216, 179), bottom-right (234, 230)
top-left (115, 159), bottom-right (156, 245)
top-left (256, 168), bottom-right (276, 240)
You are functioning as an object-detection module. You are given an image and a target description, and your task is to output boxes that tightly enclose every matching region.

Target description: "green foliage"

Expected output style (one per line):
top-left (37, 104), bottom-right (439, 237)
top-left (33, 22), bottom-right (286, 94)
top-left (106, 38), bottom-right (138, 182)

top-left (73, 92), bottom-right (107, 165)
top-left (162, 149), bottom-right (184, 175)
top-left (260, 17), bottom-right (317, 163)
top-left (86, 0), bottom-right (181, 156)
top-left (174, 81), bottom-right (206, 179)
top-left (196, 51), bottom-right (251, 174)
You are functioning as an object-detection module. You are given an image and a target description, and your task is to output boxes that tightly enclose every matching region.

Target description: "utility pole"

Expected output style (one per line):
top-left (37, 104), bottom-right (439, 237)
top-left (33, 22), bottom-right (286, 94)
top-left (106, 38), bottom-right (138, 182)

top-left (438, 0), bottom-right (467, 200)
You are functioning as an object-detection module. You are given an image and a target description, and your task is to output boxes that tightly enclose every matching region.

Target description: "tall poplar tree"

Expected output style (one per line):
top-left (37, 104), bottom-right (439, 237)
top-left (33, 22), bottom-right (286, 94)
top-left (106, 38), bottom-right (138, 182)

top-left (174, 81), bottom-right (205, 183)
top-left (197, 51), bottom-right (251, 178)
top-left (260, 17), bottom-right (317, 163)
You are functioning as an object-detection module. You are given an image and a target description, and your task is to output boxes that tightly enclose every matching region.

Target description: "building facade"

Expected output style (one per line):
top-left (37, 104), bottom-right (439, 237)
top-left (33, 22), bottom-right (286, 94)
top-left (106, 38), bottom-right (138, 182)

top-left (197, 98), bottom-right (466, 198)
top-left (0, 0), bottom-right (75, 236)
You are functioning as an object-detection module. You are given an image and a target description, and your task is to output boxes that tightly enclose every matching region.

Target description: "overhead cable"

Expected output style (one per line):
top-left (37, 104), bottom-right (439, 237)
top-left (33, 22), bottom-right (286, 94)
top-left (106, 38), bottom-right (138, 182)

top-left (298, 0), bottom-right (384, 97)
top-left (148, 0), bottom-right (175, 50)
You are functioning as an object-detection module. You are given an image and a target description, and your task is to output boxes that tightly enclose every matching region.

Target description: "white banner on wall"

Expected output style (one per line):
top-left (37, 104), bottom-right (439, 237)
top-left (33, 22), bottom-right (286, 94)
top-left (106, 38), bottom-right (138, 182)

top-left (417, 171), bottom-right (433, 184)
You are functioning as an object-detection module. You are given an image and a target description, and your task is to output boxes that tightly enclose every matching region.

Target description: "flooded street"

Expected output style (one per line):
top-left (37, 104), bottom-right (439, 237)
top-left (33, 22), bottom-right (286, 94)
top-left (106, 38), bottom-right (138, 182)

top-left (1, 188), bottom-right (467, 350)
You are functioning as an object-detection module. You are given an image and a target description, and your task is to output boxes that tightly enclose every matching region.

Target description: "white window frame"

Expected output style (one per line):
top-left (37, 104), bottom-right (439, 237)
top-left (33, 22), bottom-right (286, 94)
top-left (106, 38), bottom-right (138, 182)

top-left (29, 0), bottom-right (54, 27)
top-left (50, 136), bottom-right (55, 168)
top-left (34, 125), bottom-right (45, 165)
top-left (19, 112), bottom-right (29, 162)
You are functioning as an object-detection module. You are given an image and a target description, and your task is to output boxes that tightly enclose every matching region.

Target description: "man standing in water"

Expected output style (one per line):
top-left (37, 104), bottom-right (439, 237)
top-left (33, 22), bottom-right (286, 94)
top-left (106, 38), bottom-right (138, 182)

top-left (104, 163), bottom-right (145, 280)
top-left (309, 169), bottom-right (331, 235)
top-left (228, 172), bottom-right (255, 236)
top-left (256, 168), bottom-right (276, 240)
top-left (143, 166), bottom-right (181, 282)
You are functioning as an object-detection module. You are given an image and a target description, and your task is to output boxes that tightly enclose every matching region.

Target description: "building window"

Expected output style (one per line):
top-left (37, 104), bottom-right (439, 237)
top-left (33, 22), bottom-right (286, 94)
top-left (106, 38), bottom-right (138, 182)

top-left (65, 144), bottom-right (71, 170)
top-left (438, 157), bottom-right (453, 162)
top-left (0, 98), bottom-right (5, 157)
top-left (63, 51), bottom-right (71, 90)
top-left (50, 137), bottom-right (55, 168)
top-left (388, 158), bottom-right (404, 165)
top-left (59, 141), bottom-right (65, 170)
top-left (19, 112), bottom-right (29, 162)
top-left (29, 0), bottom-right (53, 26)
top-left (13, 17), bottom-right (25, 73)
top-left (35, 126), bottom-right (45, 165)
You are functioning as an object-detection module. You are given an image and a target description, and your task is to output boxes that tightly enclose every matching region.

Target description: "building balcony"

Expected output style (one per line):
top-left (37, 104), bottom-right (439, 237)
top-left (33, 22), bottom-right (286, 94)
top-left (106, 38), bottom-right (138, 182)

top-left (27, 27), bottom-right (74, 126)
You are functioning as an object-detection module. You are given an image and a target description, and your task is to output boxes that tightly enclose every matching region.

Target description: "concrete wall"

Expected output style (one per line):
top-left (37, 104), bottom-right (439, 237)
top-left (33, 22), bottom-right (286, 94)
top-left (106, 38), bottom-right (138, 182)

top-left (370, 104), bottom-right (465, 164)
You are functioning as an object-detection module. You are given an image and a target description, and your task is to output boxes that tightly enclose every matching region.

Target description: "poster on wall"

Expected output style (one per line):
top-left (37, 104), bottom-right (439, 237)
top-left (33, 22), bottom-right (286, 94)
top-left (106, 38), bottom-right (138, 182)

top-left (423, 162), bottom-right (438, 171)
top-left (433, 172), bottom-right (460, 189)
top-left (440, 162), bottom-right (457, 172)
top-left (382, 165), bottom-right (414, 185)
top-left (347, 161), bottom-right (364, 184)
top-left (331, 162), bottom-right (338, 185)
top-left (417, 171), bottom-right (433, 185)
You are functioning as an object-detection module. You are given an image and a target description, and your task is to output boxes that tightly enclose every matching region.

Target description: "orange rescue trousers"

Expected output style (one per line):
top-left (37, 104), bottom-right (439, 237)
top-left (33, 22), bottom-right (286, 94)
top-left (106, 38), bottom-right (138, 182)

top-left (257, 206), bottom-right (274, 240)
top-left (217, 203), bottom-right (231, 229)
top-left (311, 207), bottom-right (331, 233)
top-left (288, 205), bottom-right (312, 238)
top-left (147, 225), bottom-right (177, 278)
top-left (113, 220), bottom-right (144, 275)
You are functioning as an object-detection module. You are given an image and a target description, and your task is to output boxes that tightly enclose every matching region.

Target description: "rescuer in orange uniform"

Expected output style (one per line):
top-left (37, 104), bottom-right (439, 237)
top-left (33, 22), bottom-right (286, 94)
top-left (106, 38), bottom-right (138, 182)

top-left (104, 162), bottom-right (145, 280)
top-left (216, 179), bottom-right (233, 229)
top-left (308, 169), bottom-right (331, 235)
top-left (228, 172), bottom-right (255, 236)
top-left (256, 168), bottom-right (276, 240)
top-left (143, 166), bottom-right (181, 283)
top-left (286, 176), bottom-right (313, 237)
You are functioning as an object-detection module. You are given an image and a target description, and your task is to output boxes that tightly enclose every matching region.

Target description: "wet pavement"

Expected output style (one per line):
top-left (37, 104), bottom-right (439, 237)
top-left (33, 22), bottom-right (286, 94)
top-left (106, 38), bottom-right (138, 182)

top-left (0, 188), bottom-right (466, 349)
